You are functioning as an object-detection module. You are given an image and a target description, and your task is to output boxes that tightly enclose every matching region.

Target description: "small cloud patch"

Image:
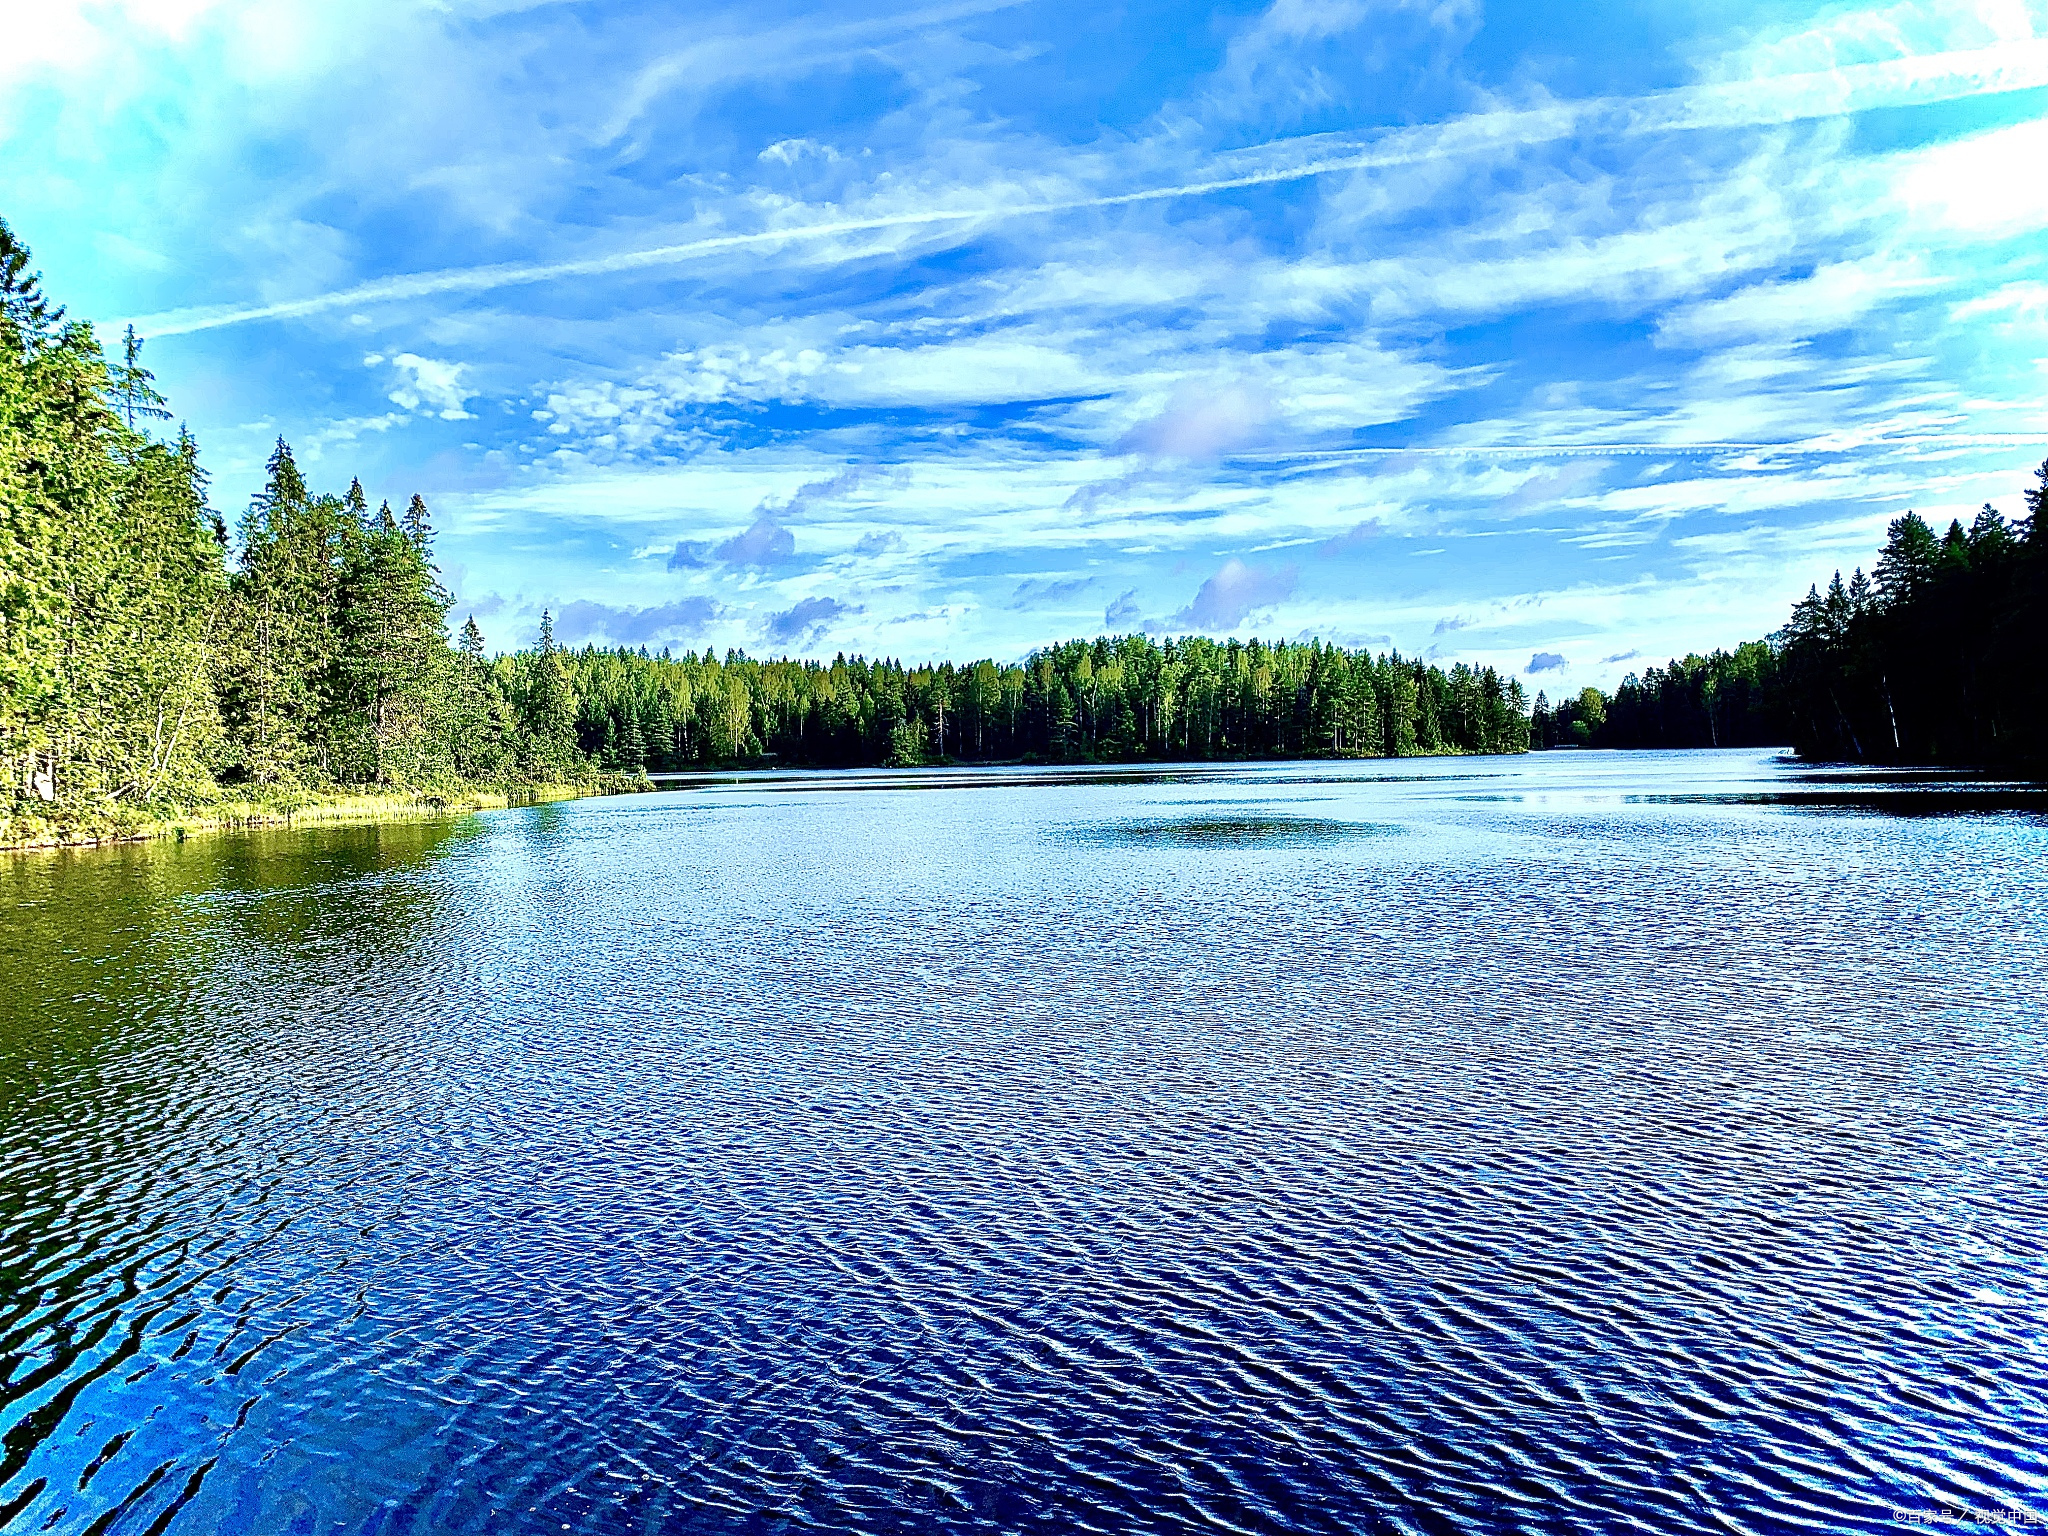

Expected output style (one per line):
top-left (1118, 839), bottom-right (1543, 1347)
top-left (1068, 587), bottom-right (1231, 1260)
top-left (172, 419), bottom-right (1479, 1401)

top-left (1009, 576), bottom-right (1092, 609)
top-left (763, 596), bottom-right (854, 648)
top-left (1316, 520), bottom-right (1383, 558)
top-left (852, 530), bottom-right (905, 557)
top-left (555, 597), bottom-right (721, 646)
top-left (1117, 383), bottom-right (1270, 459)
top-left (1063, 471), bottom-right (1146, 513)
top-left (1170, 558), bottom-right (1297, 632)
top-left (716, 514), bottom-right (796, 567)
top-left (1527, 652), bottom-right (1568, 674)
top-left (759, 137), bottom-right (841, 166)
top-left (382, 353), bottom-right (475, 421)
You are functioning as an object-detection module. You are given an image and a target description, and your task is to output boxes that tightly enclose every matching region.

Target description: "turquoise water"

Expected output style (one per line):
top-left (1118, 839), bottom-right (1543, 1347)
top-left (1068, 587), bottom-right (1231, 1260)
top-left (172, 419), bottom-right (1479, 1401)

top-left (3, 749), bottom-right (2046, 1533)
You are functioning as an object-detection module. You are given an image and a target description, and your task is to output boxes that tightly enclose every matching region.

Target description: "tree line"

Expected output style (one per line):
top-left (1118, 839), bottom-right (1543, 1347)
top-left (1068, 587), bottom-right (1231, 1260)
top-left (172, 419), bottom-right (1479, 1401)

top-left (553, 635), bottom-right (1531, 772)
top-left (0, 218), bottom-right (1532, 836)
top-left (1529, 460), bottom-right (2047, 772)
top-left (1530, 642), bottom-right (1782, 753)
top-left (1773, 476), bottom-right (2046, 768)
top-left (1, 219), bottom-right (597, 829)
top-left (8, 210), bottom-right (2042, 835)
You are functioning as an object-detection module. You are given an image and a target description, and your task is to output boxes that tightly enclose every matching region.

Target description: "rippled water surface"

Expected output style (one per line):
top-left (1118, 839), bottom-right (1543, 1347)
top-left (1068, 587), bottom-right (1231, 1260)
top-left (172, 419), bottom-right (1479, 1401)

top-left (5, 749), bottom-right (2047, 1534)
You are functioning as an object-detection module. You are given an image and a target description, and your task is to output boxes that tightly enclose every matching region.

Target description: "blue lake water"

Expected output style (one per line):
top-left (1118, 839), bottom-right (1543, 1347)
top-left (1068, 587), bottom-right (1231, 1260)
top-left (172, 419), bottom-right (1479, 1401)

top-left (3, 749), bottom-right (2046, 1534)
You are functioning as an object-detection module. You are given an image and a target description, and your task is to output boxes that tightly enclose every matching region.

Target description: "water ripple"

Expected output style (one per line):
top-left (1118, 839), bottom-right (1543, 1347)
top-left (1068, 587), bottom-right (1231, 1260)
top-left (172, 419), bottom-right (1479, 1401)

top-left (3, 752), bottom-right (2047, 1533)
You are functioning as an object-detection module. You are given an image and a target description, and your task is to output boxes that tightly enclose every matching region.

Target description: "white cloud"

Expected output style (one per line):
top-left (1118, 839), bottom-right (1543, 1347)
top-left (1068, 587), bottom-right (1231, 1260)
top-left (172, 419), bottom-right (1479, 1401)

top-left (383, 353), bottom-right (477, 420)
top-left (18, 0), bottom-right (2048, 670)
top-left (760, 137), bottom-right (843, 166)
top-left (1894, 116), bottom-right (2048, 237)
top-left (1654, 260), bottom-right (1941, 348)
top-left (1168, 558), bottom-right (1300, 631)
top-left (1118, 383), bottom-right (1272, 458)
top-left (118, 39), bottom-right (2048, 338)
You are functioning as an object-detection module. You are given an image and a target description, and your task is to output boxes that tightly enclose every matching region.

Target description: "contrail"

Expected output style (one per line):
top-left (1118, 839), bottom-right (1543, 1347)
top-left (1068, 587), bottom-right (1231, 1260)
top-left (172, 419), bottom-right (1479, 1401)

top-left (129, 40), bottom-right (2048, 339)
top-left (1226, 432), bottom-right (2048, 463)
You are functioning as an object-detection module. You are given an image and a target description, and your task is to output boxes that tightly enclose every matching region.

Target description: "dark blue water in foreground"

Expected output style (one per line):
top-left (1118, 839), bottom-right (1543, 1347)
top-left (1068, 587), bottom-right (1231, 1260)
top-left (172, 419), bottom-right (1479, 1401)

top-left (4, 749), bottom-right (2047, 1535)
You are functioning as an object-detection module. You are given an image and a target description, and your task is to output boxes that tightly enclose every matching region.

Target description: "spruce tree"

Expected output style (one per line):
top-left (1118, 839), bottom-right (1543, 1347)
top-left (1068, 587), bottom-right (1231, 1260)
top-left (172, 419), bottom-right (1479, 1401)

top-left (517, 611), bottom-right (579, 775)
top-left (111, 326), bottom-right (171, 433)
top-left (0, 218), bottom-right (62, 340)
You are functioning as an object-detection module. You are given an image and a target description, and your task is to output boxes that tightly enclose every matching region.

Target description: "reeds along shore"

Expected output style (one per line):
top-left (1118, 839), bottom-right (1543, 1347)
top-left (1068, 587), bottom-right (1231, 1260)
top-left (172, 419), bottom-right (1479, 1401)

top-left (1, 777), bottom-right (654, 853)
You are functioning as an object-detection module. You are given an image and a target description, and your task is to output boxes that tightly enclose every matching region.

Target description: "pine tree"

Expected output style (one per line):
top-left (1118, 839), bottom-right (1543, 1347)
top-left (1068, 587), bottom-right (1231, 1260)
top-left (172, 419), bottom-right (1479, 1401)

top-left (402, 493), bottom-right (432, 551)
top-left (1, 225), bottom-right (224, 814)
top-left (222, 439), bottom-right (335, 783)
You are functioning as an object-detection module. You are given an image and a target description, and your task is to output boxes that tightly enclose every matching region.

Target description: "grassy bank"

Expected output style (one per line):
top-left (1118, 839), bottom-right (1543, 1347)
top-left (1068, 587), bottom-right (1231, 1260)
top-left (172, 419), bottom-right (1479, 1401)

top-left (2, 773), bottom-right (653, 851)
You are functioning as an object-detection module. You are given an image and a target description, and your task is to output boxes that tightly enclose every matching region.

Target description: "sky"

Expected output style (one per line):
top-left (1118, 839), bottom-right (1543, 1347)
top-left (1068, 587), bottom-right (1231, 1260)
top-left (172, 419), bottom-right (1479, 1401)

top-left (3, 0), bottom-right (2045, 684)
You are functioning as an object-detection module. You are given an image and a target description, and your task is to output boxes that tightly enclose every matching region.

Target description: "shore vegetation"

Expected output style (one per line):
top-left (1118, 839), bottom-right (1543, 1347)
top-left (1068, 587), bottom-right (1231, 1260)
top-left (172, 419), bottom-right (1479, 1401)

top-left (1, 220), bottom-right (637, 848)
top-left (1533, 463), bottom-right (2047, 773)
top-left (6, 215), bottom-right (2043, 849)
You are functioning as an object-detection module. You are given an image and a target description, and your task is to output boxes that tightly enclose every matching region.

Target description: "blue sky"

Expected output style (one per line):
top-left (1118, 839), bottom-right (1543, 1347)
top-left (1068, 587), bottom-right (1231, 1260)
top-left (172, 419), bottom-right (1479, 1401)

top-left (4, 0), bottom-right (2045, 684)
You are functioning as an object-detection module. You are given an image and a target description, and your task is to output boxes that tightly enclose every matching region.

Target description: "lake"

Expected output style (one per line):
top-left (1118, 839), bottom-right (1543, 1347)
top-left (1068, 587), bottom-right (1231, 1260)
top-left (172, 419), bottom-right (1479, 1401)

top-left (4, 749), bottom-right (2046, 1534)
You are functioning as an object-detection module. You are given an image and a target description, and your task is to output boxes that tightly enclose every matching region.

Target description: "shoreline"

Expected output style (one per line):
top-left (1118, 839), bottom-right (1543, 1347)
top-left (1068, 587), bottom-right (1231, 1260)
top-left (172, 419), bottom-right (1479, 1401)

top-left (1, 776), bottom-right (651, 853)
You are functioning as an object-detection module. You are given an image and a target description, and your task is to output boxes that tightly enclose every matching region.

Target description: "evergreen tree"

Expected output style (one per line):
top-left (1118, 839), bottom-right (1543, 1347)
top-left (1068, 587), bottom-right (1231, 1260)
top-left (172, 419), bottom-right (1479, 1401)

top-left (0, 218), bottom-right (62, 339)
top-left (516, 611), bottom-right (579, 775)
top-left (1, 223), bottom-right (222, 812)
top-left (111, 325), bottom-right (171, 432)
top-left (335, 491), bottom-right (451, 783)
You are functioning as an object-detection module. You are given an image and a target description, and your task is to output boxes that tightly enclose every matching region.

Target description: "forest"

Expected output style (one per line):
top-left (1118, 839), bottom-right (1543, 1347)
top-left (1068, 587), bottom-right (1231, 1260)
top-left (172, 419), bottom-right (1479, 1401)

top-left (552, 634), bottom-right (1529, 772)
top-left (5, 213), bottom-right (2045, 844)
top-left (0, 219), bottom-right (1528, 842)
top-left (1530, 468), bottom-right (2047, 773)
top-left (513, 474), bottom-right (2048, 779)
top-left (0, 220), bottom-right (602, 840)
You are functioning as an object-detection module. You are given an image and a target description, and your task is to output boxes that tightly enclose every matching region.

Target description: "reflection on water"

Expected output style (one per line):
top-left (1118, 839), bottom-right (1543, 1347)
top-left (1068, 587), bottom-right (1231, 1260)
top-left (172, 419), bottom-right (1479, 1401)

top-left (3, 750), bottom-right (2047, 1534)
top-left (1067, 815), bottom-right (1400, 848)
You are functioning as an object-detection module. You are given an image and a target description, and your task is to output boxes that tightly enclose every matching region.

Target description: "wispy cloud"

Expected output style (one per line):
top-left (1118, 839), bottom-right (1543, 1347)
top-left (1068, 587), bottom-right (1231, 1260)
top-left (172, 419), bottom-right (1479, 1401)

top-left (1103, 589), bottom-right (1142, 628)
top-left (123, 41), bottom-right (2048, 338)
top-left (853, 530), bottom-right (906, 556)
top-left (1008, 575), bottom-right (1092, 608)
top-left (598, 0), bottom-right (1037, 144)
top-left (23, 0), bottom-right (2048, 674)
top-left (1117, 383), bottom-right (1271, 458)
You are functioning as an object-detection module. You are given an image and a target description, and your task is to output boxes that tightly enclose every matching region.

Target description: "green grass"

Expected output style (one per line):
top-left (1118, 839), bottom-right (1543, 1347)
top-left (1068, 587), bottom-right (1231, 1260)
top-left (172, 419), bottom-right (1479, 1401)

top-left (2, 773), bottom-right (653, 851)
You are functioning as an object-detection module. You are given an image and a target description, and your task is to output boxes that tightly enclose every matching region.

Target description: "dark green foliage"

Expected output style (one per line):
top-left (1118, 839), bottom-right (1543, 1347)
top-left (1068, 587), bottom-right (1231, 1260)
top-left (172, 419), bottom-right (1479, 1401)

top-left (1533, 644), bottom-right (1783, 750)
top-left (545, 635), bottom-right (1531, 769)
top-left (1538, 461), bottom-right (2048, 772)
top-left (0, 218), bottom-right (62, 339)
top-left (0, 222), bottom-right (592, 829)
top-left (1772, 480), bottom-right (2047, 769)
top-left (506, 611), bottom-right (581, 776)
top-left (112, 326), bottom-right (171, 431)
top-left (3, 224), bottom-right (223, 809)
